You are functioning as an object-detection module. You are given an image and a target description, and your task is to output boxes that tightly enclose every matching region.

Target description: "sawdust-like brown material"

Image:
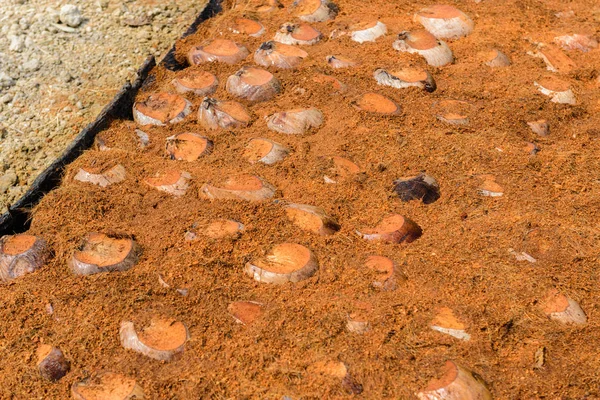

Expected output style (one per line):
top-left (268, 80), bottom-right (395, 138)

top-left (1, 0), bottom-right (600, 398)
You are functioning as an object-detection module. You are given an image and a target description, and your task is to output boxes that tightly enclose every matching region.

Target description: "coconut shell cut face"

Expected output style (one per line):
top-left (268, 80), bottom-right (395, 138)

top-left (327, 55), bottom-right (359, 69)
top-left (354, 93), bottom-right (401, 115)
top-left (198, 97), bottom-right (251, 130)
top-left (70, 233), bottom-right (139, 276)
top-left (285, 203), bottom-right (340, 235)
top-left (71, 372), bottom-right (145, 400)
top-left (228, 301), bottom-right (263, 325)
top-left (481, 49), bottom-right (511, 67)
top-left (234, 0), bottom-right (279, 13)
top-left (417, 361), bottom-right (492, 400)
top-left (346, 301), bottom-right (372, 334)
top-left (529, 45), bottom-right (576, 74)
top-left (74, 164), bottom-right (126, 187)
top-left (543, 290), bottom-right (587, 325)
top-left (187, 39), bottom-right (249, 65)
top-left (202, 219), bottom-right (245, 239)
top-left (166, 133), bottom-right (213, 161)
top-left (200, 175), bottom-right (277, 201)
top-left (430, 307), bottom-right (471, 341)
top-left (414, 5), bottom-right (474, 39)
top-left (274, 22), bottom-right (323, 45)
top-left (364, 255), bottom-right (404, 290)
top-left (433, 100), bottom-right (472, 125)
top-left (133, 93), bottom-right (192, 126)
top-left (254, 41), bottom-right (308, 69)
top-left (357, 214), bottom-right (422, 244)
top-left (534, 76), bottom-right (576, 105)
top-left (144, 170), bottom-right (191, 197)
top-left (244, 138), bottom-right (289, 164)
top-left (350, 21), bottom-right (387, 43)
top-left (172, 70), bottom-right (218, 96)
top-left (245, 243), bottom-right (318, 284)
top-left (230, 18), bottom-right (265, 37)
top-left (226, 67), bottom-right (282, 102)
top-left (324, 156), bottom-right (361, 183)
top-left (374, 68), bottom-right (436, 92)
top-left (120, 317), bottom-right (189, 361)
top-left (292, 0), bottom-right (338, 22)
top-left (0, 234), bottom-right (48, 282)
top-left (267, 108), bottom-right (324, 134)
top-left (393, 30), bottom-right (454, 67)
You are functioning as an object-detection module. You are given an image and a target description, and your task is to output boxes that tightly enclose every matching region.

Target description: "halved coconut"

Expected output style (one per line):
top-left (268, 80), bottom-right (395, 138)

top-left (245, 243), bottom-right (318, 284)
top-left (133, 93), bottom-right (192, 126)
top-left (274, 22), bottom-right (322, 45)
top-left (267, 108), bottom-right (324, 134)
top-left (72, 372), bottom-right (145, 400)
top-left (187, 39), bottom-right (249, 65)
top-left (430, 307), bottom-right (471, 341)
top-left (477, 176), bottom-right (503, 197)
top-left (393, 30), bottom-right (453, 67)
top-left (230, 18), bottom-right (265, 37)
top-left (480, 49), bottom-right (511, 67)
top-left (0, 234), bottom-right (48, 282)
top-left (414, 5), bottom-right (474, 39)
top-left (254, 41), bottom-right (308, 69)
top-left (144, 170), bottom-right (191, 197)
top-left (353, 93), bottom-right (401, 115)
top-left (433, 100), bottom-right (472, 125)
top-left (185, 219), bottom-right (244, 241)
top-left (527, 119), bottom-right (549, 136)
top-left (313, 74), bottom-right (347, 92)
top-left (70, 233), bottom-right (139, 276)
top-left (74, 164), bottom-right (126, 187)
top-left (228, 301), bottom-right (263, 325)
top-left (324, 156), bottom-right (361, 184)
top-left (244, 138), bottom-right (289, 164)
top-left (528, 45), bottom-right (576, 73)
top-left (120, 317), bottom-right (189, 361)
top-left (350, 21), bottom-right (387, 43)
top-left (171, 70), bottom-right (218, 96)
top-left (227, 67), bottom-right (282, 102)
top-left (200, 175), bottom-right (276, 201)
top-left (198, 97), bottom-right (251, 130)
top-left (202, 219), bottom-right (245, 239)
top-left (543, 290), bottom-right (587, 325)
top-left (356, 214), bottom-right (422, 244)
top-left (346, 301), bottom-right (372, 334)
top-left (292, 0), bottom-right (338, 22)
top-left (37, 344), bottom-right (70, 382)
top-left (284, 203), bottom-right (340, 235)
top-left (364, 255), bottom-right (405, 290)
top-left (374, 68), bottom-right (436, 92)
top-left (166, 133), bottom-right (213, 161)
top-left (416, 361), bottom-right (492, 400)
top-left (326, 55), bottom-right (359, 69)
top-left (393, 173), bottom-right (441, 204)
top-left (234, 0), bottom-right (279, 13)
top-left (534, 76), bottom-right (576, 105)
top-left (554, 34), bottom-right (598, 52)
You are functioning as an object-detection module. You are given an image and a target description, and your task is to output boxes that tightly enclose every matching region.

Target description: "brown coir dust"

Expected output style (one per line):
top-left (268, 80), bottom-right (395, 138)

top-left (2, 0), bottom-right (600, 398)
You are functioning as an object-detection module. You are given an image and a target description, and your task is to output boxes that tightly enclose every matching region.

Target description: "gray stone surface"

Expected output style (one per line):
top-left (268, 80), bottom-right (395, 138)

top-left (0, 0), bottom-right (208, 213)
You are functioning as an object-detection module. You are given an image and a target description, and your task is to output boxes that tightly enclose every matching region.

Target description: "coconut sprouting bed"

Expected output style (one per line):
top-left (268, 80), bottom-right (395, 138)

top-left (1, 0), bottom-right (600, 398)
